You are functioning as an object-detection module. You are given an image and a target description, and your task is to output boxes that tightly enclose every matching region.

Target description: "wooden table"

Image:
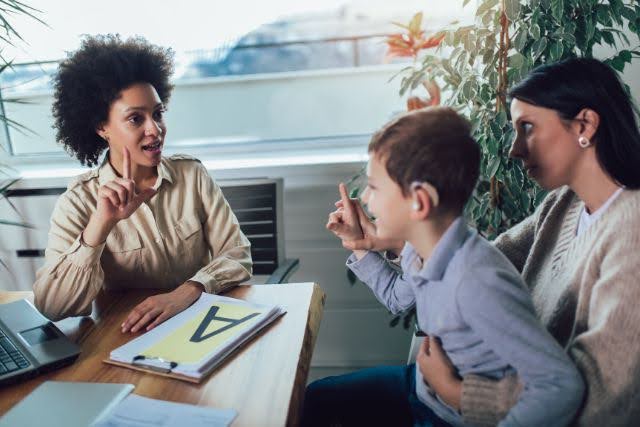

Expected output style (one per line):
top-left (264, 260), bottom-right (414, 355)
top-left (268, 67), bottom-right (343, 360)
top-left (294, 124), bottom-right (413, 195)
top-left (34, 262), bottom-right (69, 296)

top-left (0, 282), bottom-right (325, 426)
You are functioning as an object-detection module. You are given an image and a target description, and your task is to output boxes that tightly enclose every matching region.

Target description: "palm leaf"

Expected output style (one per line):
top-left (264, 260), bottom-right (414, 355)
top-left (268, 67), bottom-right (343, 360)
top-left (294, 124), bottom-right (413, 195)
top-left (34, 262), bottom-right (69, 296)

top-left (0, 219), bottom-right (33, 228)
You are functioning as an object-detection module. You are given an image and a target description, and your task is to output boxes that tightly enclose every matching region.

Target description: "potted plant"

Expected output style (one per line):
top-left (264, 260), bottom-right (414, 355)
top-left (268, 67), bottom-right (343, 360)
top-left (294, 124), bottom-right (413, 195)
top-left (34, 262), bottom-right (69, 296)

top-left (356, 0), bottom-right (640, 328)
top-left (0, 1), bottom-right (45, 267)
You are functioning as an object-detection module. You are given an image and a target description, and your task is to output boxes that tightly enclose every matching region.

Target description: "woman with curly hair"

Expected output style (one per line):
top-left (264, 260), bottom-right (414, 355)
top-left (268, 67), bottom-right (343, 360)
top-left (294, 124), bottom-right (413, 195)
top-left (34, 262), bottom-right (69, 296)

top-left (33, 35), bottom-right (252, 332)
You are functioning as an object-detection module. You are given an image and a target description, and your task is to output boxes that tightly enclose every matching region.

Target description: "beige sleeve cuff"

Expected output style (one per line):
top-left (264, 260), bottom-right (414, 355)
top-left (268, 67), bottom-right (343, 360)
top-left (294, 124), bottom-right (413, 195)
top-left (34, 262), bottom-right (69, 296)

top-left (189, 271), bottom-right (218, 294)
top-left (61, 235), bottom-right (106, 268)
top-left (461, 373), bottom-right (522, 427)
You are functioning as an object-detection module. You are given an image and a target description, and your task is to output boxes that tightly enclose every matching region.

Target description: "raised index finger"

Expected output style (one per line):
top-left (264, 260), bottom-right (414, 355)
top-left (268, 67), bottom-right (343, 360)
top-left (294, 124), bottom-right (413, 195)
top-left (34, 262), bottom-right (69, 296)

top-left (122, 146), bottom-right (131, 180)
top-left (338, 183), bottom-right (354, 215)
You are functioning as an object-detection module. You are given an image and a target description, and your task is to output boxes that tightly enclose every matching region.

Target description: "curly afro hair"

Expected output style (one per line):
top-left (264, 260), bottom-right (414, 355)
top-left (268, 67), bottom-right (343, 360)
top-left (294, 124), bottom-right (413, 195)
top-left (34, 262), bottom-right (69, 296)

top-left (52, 34), bottom-right (175, 166)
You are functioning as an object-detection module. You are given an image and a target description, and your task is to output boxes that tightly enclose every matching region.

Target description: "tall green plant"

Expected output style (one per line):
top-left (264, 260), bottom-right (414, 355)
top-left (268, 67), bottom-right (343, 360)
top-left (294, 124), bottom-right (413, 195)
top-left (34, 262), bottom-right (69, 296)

top-left (0, 1), bottom-right (44, 266)
top-left (395, 0), bottom-right (640, 239)
top-left (378, 0), bottom-right (640, 329)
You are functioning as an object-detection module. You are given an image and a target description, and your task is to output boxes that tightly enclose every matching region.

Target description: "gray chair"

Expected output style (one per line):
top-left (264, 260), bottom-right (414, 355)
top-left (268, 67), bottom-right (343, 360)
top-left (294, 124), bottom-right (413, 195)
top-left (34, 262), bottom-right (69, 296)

top-left (5, 177), bottom-right (298, 286)
top-left (218, 178), bottom-right (299, 284)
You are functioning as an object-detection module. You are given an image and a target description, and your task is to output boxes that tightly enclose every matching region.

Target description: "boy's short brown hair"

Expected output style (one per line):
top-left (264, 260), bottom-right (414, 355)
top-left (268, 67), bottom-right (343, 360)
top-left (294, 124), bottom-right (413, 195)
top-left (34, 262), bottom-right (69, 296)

top-left (368, 107), bottom-right (480, 214)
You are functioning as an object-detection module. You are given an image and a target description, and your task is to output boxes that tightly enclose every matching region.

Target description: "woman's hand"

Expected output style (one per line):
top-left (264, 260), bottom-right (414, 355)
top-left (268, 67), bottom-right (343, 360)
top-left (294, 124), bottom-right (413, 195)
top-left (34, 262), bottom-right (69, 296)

top-left (417, 336), bottom-right (463, 411)
top-left (121, 281), bottom-right (204, 333)
top-left (83, 147), bottom-right (156, 246)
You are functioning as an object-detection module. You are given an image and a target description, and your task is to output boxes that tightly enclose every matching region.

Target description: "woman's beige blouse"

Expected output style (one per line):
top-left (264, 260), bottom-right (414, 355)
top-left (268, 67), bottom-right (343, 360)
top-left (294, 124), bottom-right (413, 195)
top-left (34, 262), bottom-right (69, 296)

top-left (33, 154), bottom-right (252, 320)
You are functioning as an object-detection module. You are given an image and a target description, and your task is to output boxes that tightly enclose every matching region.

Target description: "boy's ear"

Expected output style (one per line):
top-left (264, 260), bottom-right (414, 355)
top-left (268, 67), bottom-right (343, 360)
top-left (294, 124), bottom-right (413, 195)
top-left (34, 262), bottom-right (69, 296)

top-left (410, 189), bottom-right (433, 221)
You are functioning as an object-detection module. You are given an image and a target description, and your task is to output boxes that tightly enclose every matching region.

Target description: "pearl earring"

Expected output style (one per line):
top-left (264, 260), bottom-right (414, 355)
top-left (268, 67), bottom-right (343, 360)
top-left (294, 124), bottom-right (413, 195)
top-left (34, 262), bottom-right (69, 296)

top-left (412, 201), bottom-right (420, 211)
top-left (578, 136), bottom-right (591, 148)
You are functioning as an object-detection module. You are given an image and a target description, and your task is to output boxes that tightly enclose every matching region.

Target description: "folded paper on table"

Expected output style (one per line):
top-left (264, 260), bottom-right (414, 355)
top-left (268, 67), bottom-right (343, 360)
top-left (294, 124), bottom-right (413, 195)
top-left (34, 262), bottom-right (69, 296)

top-left (105, 293), bottom-right (286, 382)
top-left (94, 394), bottom-right (237, 427)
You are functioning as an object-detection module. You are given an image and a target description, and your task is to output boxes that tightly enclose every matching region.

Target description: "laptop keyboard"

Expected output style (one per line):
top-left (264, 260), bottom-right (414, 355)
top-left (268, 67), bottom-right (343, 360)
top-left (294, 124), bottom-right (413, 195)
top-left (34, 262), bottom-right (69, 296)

top-left (0, 329), bottom-right (31, 374)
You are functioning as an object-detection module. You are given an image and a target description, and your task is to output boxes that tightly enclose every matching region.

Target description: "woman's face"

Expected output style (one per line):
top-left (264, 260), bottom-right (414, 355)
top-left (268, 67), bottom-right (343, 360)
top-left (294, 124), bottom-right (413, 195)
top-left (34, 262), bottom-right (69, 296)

top-left (98, 82), bottom-right (166, 169)
top-left (509, 99), bottom-right (583, 190)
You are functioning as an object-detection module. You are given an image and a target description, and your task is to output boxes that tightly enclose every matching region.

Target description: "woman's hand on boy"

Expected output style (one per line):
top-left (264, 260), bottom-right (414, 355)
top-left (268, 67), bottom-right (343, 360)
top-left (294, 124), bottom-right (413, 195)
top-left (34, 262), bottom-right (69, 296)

top-left (417, 336), bottom-right (462, 411)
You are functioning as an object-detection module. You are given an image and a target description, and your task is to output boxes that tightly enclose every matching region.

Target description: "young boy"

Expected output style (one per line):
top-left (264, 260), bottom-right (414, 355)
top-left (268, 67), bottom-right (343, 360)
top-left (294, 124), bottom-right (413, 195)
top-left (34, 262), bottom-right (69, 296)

top-left (302, 107), bottom-right (584, 427)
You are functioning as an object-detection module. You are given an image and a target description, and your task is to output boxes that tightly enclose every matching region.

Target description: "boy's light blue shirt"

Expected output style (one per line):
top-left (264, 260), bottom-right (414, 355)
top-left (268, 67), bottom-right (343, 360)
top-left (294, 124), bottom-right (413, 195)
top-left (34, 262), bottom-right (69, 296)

top-left (347, 217), bottom-right (584, 427)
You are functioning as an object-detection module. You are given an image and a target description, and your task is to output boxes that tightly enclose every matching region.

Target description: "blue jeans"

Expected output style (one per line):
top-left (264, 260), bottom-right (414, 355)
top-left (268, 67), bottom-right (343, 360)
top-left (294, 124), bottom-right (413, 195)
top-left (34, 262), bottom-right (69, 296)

top-left (300, 364), bottom-right (451, 427)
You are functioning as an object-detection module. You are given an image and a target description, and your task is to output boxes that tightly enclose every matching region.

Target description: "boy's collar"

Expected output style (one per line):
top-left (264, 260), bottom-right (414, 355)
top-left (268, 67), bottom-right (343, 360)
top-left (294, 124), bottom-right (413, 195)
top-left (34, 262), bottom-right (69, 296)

top-left (401, 216), bottom-right (471, 281)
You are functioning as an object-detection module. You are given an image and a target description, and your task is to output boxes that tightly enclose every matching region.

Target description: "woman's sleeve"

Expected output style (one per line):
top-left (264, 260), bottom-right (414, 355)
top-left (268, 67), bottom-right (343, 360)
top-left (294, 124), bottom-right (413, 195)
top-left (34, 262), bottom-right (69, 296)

top-left (562, 230), bottom-right (640, 426)
top-left (188, 165), bottom-right (252, 293)
top-left (33, 191), bottom-right (106, 321)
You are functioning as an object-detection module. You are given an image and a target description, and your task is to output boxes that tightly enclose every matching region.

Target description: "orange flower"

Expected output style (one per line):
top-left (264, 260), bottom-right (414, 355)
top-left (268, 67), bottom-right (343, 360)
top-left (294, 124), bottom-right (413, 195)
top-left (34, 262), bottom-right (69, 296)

top-left (385, 12), bottom-right (444, 60)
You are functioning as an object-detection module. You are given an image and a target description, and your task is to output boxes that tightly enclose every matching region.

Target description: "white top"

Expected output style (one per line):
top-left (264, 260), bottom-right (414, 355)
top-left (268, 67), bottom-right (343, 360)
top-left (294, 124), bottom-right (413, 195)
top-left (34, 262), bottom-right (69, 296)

top-left (577, 187), bottom-right (624, 236)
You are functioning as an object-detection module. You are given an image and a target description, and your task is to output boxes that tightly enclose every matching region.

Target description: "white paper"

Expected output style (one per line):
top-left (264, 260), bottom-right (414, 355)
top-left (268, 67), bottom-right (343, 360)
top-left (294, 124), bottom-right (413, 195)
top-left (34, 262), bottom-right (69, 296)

top-left (93, 394), bottom-right (237, 427)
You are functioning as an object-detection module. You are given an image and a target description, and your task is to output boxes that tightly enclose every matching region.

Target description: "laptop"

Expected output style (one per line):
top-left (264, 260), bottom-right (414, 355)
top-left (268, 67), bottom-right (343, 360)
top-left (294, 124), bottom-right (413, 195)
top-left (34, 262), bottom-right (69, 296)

top-left (0, 299), bottom-right (80, 386)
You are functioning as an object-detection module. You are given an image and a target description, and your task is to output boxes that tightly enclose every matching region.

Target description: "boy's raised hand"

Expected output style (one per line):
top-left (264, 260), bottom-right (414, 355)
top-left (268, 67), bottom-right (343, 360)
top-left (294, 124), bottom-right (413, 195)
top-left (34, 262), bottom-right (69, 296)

top-left (333, 191), bottom-right (405, 254)
top-left (326, 183), bottom-right (364, 241)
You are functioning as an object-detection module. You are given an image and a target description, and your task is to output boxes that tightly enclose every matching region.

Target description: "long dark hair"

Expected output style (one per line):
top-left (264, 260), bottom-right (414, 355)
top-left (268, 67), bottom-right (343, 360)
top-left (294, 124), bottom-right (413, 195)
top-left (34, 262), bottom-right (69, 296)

top-left (509, 57), bottom-right (640, 189)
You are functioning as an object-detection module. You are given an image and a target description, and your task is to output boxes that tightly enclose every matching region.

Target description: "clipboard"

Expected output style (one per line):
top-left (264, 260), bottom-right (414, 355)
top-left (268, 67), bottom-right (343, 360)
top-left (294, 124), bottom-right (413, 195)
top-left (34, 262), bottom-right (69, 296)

top-left (103, 358), bottom-right (200, 383)
top-left (103, 293), bottom-right (286, 383)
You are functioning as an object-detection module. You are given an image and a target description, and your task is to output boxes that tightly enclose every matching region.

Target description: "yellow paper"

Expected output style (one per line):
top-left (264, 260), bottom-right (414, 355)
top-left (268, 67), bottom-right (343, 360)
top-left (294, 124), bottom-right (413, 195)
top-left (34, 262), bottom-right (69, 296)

top-left (141, 302), bottom-right (264, 364)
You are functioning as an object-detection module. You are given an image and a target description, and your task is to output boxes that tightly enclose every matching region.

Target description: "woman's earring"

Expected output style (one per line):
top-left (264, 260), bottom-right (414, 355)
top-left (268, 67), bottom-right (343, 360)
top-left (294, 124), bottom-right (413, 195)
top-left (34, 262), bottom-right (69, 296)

top-left (578, 136), bottom-right (591, 148)
top-left (412, 201), bottom-right (421, 211)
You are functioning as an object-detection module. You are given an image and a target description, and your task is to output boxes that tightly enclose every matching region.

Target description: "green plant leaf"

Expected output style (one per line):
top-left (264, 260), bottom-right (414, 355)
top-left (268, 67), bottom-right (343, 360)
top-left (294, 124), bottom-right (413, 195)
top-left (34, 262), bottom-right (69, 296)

top-left (550, 0), bottom-right (564, 21)
top-left (534, 189), bottom-right (548, 206)
top-left (601, 31), bottom-right (615, 46)
top-left (610, 0), bottom-right (624, 25)
top-left (531, 37), bottom-right (548, 62)
top-left (549, 40), bottom-right (564, 61)
top-left (497, 110), bottom-right (508, 127)
top-left (0, 219), bottom-right (33, 228)
top-left (487, 156), bottom-right (501, 177)
top-left (476, 0), bottom-right (500, 17)
top-left (621, 6), bottom-right (637, 21)
top-left (520, 190), bottom-right (531, 210)
top-left (558, 32), bottom-right (576, 45)
top-left (462, 79), bottom-right (475, 100)
top-left (492, 208), bottom-right (502, 229)
top-left (508, 52), bottom-right (525, 68)
top-left (529, 24), bottom-right (541, 39)
top-left (483, 48), bottom-right (494, 64)
top-left (513, 29), bottom-right (528, 52)
top-left (482, 9), bottom-right (494, 26)
top-left (505, 0), bottom-right (522, 21)
top-left (596, 5), bottom-right (613, 27)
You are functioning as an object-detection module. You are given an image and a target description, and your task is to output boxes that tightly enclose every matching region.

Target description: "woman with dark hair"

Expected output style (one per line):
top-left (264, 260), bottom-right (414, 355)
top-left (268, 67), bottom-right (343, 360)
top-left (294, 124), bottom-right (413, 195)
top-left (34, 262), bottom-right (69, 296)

top-left (33, 35), bottom-right (252, 332)
top-left (333, 57), bottom-right (640, 425)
